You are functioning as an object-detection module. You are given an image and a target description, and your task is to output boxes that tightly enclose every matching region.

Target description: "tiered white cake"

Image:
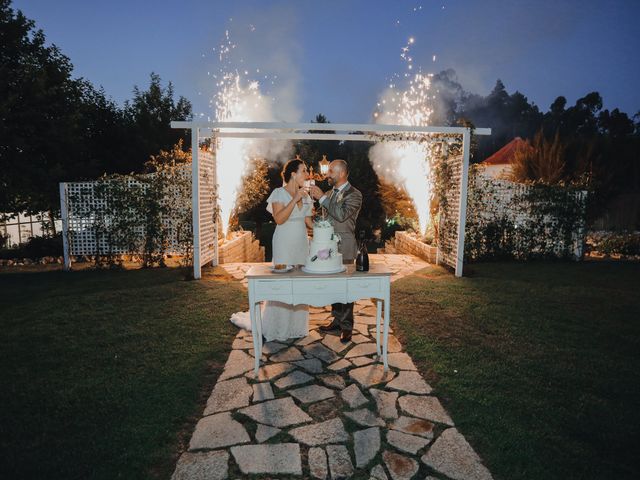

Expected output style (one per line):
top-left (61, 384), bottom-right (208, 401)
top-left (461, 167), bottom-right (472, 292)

top-left (304, 220), bottom-right (343, 273)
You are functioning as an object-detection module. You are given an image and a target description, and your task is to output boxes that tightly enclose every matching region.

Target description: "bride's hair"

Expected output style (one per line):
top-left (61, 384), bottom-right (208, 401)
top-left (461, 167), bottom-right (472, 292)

top-left (282, 158), bottom-right (305, 183)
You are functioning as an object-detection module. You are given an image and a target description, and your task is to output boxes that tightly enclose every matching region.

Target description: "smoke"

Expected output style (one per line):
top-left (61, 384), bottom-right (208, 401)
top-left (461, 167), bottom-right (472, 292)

top-left (210, 6), bottom-right (303, 234)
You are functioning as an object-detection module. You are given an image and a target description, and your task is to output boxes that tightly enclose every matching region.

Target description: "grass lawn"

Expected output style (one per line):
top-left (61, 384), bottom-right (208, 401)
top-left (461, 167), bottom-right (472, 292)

top-left (392, 261), bottom-right (640, 480)
top-left (0, 265), bottom-right (246, 479)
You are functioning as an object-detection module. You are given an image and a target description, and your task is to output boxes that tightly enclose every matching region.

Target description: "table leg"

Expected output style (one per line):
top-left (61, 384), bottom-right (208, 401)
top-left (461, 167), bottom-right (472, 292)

top-left (383, 296), bottom-right (390, 371)
top-left (375, 298), bottom-right (382, 356)
top-left (256, 301), bottom-right (263, 353)
top-left (250, 302), bottom-right (260, 375)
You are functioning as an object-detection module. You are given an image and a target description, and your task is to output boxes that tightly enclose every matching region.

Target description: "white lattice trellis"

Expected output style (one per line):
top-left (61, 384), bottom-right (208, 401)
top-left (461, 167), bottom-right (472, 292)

top-left (60, 166), bottom-right (192, 266)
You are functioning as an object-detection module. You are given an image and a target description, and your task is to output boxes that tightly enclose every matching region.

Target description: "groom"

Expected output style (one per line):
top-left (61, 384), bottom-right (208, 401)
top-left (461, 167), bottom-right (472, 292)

top-left (310, 159), bottom-right (363, 343)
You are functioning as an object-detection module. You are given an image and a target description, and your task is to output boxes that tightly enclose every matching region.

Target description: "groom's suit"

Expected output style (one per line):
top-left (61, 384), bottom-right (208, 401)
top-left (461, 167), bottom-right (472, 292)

top-left (320, 182), bottom-right (363, 331)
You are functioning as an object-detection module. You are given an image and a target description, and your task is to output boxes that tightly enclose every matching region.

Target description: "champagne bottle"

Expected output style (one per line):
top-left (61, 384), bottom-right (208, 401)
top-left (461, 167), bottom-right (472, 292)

top-left (356, 230), bottom-right (369, 272)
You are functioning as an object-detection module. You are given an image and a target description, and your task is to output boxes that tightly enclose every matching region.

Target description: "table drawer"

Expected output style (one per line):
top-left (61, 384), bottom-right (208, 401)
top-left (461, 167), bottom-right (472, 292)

top-left (254, 280), bottom-right (292, 295)
top-left (293, 278), bottom-right (347, 294)
top-left (348, 277), bottom-right (383, 296)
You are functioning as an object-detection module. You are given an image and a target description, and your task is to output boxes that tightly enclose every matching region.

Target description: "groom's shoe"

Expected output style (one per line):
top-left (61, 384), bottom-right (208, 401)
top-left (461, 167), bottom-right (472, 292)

top-left (340, 329), bottom-right (352, 343)
top-left (319, 321), bottom-right (341, 332)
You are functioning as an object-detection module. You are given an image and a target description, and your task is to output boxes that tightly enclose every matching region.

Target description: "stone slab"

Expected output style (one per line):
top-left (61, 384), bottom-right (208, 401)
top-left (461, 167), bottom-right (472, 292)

top-left (203, 376), bottom-right (252, 415)
top-left (322, 333), bottom-right (352, 352)
top-left (351, 356), bottom-right (376, 367)
top-left (269, 346), bottom-right (305, 362)
top-left (288, 384), bottom-right (335, 404)
top-left (303, 342), bottom-right (341, 363)
top-left (289, 417), bottom-right (349, 446)
top-left (370, 388), bottom-right (399, 419)
top-left (252, 382), bottom-right (274, 402)
top-left (245, 362), bottom-right (295, 381)
top-left (274, 370), bottom-right (314, 390)
top-left (327, 359), bottom-right (353, 371)
top-left (389, 416), bottom-right (435, 439)
top-left (340, 383), bottom-right (368, 409)
top-left (386, 371), bottom-right (432, 394)
top-left (238, 397), bottom-right (312, 428)
top-left (383, 450), bottom-right (419, 480)
top-left (386, 352), bottom-right (417, 371)
top-left (309, 447), bottom-right (328, 479)
top-left (292, 358), bottom-right (324, 373)
top-left (318, 373), bottom-right (346, 390)
top-left (421, 428), bottom-right (493, 480)
top-left (387, 430), bottom-right (430, 455)
top-left (349, 364), bottom-right (396, 388)
top-left (171, 450), bottom-right (229, 480)
top-left (354, 427), bottom-right (381, 468)
top-left (295, 330), bottom-right (323, 346)
top-left (189, 412), bottom-right (250, 450)
top-left (398, 395), bottom-right (454, 426)
top-left (344, 408), bottom-right (385, 427)
top-left (230, 443), bottom-right (302, 475)
top-left (326, 444), bottom-right (354, 479)
top-left (218, 350), bottom-right (255, 381)
top-left (345, 343), bottom-right (379, 358)
top-left (255, 423), bottom-right (281, 443)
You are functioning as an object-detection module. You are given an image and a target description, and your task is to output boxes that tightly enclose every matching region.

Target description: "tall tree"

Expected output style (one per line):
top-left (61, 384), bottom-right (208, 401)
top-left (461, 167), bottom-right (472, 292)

top-left (121, 73), bottom-right (192, 173)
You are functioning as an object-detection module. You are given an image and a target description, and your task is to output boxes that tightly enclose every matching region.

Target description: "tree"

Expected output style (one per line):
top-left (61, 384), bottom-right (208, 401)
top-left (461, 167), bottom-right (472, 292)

top-left (0, 0), bottom-right (96, 227)
top-left (121, 73), bottom-right (193, 174)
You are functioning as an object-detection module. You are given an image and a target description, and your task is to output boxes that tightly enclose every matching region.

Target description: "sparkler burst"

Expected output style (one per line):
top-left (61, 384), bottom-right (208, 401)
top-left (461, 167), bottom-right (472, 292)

top-left (370, 37), bottom-right (437, 235)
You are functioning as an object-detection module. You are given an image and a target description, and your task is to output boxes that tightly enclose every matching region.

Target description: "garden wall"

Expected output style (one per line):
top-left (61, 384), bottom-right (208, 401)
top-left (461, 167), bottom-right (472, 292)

top-left (218, 231), bottom-right (265, 263)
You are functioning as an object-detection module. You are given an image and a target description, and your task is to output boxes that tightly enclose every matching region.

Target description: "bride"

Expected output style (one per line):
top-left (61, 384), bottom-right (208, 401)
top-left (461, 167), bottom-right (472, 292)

top-left (261, 158), bottom-right (313, 341)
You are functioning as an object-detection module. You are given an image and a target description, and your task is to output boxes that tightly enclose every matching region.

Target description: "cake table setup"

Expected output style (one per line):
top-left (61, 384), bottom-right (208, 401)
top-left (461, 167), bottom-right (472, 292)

top-left (246, 219), bottom-right (392, 374)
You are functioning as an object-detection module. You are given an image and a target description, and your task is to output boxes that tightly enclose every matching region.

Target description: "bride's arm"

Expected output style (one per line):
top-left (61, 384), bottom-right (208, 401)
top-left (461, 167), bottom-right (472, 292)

top-left (271, 200), bottom-right (297, 225)
top-left (305, 216), bottom-right (313, 229)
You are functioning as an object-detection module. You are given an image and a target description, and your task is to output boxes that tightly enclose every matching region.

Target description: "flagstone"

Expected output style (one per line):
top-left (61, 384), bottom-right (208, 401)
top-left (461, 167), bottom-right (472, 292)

top-left (326, 445), bottom-right (354, 479)
top-left (189, 412), bottom-right (250, 450)
top-left (292, 358), bottom-right (324, 373)
top-left (389, 416), bottom-right (435, 439)
top-left (203, 376), bottom-right (253, 415)
top-left (383, 450), bottom-right (419, 480)
top-left (322, 333), bottom-right (352, 352)
top-left (354, 323), bottom-right (370, 336)
top-left (288, 384), bottom-right (335, 404)
top-left (344, 408), bottom-right (385, 427)
top-left (274, 370), bottom-right (314, 389)
top-left (387, 430), bottom-right (430, 455)
top-left (252, 382), bottom-right (274, 402)
top-left (345, 343), bottom-right (379, 358)
top-left (261, 341), bottom-right (288, 355)
top-left (351, 356), bottom-right (375, 367)
top-left (309, 447), bottom-right (328, 479)
top-left (386, 371), bottom-right (432, 394)
top-left (351, 334), bottom-right (371, 344)
top-left (355, 315), bottom-right (378, 325)
top-left (255, 423), bottom-right (281, 443)
top-left (269, 346), bottom-right (305, 362)
top-left (303, 342), bottom-right (340, 363)
top-left (386, 335), bottom-right (402, 353)
top-left (289, 417), bottom-right (348, 446)
top-left (230, 443), bottom-right (302, 475)
top-left (295, 330), bottom-right (322, 346)
top-left (245, 362), bottom-right (295, 381)
top-left (171, 450), bottom-right (229, 480)
top-left (354, 427), bottom-right (381, 468)
top-left (398, 395), bottom-right (454, 426)
top-left (318, 373), bottom-right (346, 390)
top-left (340, 383), bottom-right (368, 409)
top-left (370, 388), bottom-right (399, 419)
top-left (421, 428), bottom-right (493, 480)
top-left (370, 464), bottom-right (389, 480)
top-left (218, 350), bottom-right (255, 381)
top-left (349, 364), bottom-right (395, 388)
top-left (327, 358), bottom-right (353, 371)
top-left (386, 352), bottom-right (417, 371)
top-left (238, 397), bottom-right (312, 428)
top-left (231, 338), bottom-right (253, 349)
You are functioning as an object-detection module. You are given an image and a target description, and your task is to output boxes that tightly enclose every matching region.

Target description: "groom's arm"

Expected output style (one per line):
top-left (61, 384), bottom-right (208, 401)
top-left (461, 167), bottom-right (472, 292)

top-left (320, 190), bottom-right (362, 223)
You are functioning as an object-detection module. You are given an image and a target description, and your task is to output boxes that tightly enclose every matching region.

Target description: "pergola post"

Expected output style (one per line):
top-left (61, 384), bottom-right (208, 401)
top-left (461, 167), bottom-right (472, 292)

top-left (191, 127), bottom-right (201, 279)
top-left (455, 129), bottom-right (471, 277)
top-left (59, 182), bottom-right (71, 271)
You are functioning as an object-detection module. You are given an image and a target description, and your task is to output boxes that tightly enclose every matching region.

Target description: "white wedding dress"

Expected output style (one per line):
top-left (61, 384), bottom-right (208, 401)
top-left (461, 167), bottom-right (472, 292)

top-left (230, 187), bottom-right (312, 341)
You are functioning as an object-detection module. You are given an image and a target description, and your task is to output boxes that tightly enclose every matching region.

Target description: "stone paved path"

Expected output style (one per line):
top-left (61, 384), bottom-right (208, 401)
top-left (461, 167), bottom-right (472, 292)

top-left (172, 254), bottom-right (493, 480)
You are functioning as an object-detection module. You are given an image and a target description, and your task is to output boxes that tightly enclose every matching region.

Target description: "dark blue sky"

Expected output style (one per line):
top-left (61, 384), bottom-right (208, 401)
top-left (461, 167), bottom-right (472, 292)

top-left (13, 0), bottom-right (640, 123)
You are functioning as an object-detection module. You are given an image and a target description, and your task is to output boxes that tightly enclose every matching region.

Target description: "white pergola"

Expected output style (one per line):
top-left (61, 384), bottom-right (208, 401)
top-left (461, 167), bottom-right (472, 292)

top-left (170, 121), bottom-right (490, 279)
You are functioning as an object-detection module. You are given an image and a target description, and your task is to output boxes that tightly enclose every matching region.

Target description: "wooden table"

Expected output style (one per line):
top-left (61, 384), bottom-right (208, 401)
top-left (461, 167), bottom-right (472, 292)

top-left (246, 264), bottom-right (393, 374)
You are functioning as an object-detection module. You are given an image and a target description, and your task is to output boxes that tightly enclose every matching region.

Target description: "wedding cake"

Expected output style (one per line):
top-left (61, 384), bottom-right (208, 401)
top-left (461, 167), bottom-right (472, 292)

top-left (304, 220), bottom-right (344, 273)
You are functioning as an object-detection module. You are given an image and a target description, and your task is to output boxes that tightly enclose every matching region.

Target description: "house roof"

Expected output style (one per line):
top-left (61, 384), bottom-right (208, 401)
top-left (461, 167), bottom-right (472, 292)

top-left (482, 137), bottom-right (530, 165)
